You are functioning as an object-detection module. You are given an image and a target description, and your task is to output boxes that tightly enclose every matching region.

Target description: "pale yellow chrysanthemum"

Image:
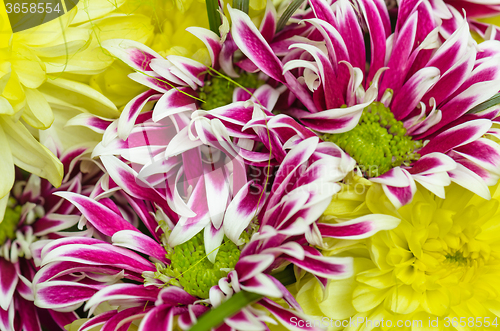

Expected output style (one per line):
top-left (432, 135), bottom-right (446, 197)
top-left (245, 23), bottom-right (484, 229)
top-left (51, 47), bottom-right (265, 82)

top-left (296, 183), bottom-right (500, 331)
top-left (0, 3), bottom-right (70, 199)
top-left (0, 0), bottom-right (155, 200)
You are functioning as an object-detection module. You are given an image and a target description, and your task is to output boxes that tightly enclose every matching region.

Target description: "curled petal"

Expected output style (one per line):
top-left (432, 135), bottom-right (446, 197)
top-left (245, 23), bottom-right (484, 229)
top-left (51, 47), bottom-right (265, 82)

top-left (318, 214), bottom-right (400, 240)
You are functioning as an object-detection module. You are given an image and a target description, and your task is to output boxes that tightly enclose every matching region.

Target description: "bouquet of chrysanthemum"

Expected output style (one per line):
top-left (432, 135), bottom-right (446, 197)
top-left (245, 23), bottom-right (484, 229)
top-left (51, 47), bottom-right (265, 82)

top-left (2, 0), bottom-right (500, 330)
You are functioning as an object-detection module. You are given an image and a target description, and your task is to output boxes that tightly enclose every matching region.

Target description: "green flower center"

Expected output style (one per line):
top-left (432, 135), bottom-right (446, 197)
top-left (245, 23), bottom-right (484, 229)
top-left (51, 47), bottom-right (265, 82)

top-left (199, 72), bottom-right (264, 110)
top-left (321, 102), bottom-right (423, 177)
top-left (0, 198), bottom-right (21, 246)
top-left (163, 233), bottom-right (241, 299)
top-left (445, 251), bottom-right (470, 266)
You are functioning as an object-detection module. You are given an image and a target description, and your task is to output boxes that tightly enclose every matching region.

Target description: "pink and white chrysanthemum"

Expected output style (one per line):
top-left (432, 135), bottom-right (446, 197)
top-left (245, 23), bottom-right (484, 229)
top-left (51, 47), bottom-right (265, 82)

top-left (428, 0), bottom-right (500, 40)
top-left (32, 137), bottom-right (399, 331)
top-left (69, 11), bottom-right (329, 258)
top-left (228, 0), bottom-right (500, 208)
top-left (0, 145), bottom-right (104, 331)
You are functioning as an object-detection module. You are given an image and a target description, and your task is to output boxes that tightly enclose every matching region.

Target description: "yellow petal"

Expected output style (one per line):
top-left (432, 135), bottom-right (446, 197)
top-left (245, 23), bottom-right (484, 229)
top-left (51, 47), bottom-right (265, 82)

top-left (2, 71), bottom-right (25, 107)
top-left (0, 193), bottom-right (9, 223)
top-left (0, 62), bottom-right (12, 94)
top-left (319, 258), bottom-right (375, 320)
top-left (0, 96), bottom-right (14, 115)
top-left (22, 88), bottom-right (54, 129)
top-left (12, 45), bottom-right (46, 89)
top-left (384, 285), bottom-right (421, 314)
top-left (13, 8), bottom-right (77, 46)
top-left (38, 77), bottom-right (118, 118)
top-left (73, 0), bottom-right (127, 25)
top-left (0, 125), bottom-right (14, 199)
top-left (0, 1), bottom-right (12, 48)
top-left (250, 0), bottom-right (267, 11)
top-left (0, 116), bottom-right (62, 188)
top-left (422, 289), bottom-right (450, 316)
top-left (31, 28), bottom-right (91, 58)
top-left (64, 318), bottom-right (99, 331)
top-left (78, 14), bottom-right (154, 45)
top-left (42, 107), bottom-right (101, 152)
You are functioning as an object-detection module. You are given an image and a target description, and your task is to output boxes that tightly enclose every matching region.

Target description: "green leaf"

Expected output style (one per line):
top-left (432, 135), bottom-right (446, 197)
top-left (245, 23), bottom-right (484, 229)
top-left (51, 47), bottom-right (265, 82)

top-left (188, 291), bottom-right (262, 331)
top-left (187, 264), bottom-right (296, 331)
top-left (276, 0), bottom-right (306, 32)
top-left (206, 0), bottom-right (222, 36)
top-left (467, 92), bottom-right (500, 114)
top-left (233, 0), bottom-right (250, 14)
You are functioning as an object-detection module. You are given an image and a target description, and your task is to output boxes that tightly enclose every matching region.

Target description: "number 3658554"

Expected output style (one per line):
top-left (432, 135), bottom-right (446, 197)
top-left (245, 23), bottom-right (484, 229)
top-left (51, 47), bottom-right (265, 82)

top-left (5, 2), bottom-right (62, 14)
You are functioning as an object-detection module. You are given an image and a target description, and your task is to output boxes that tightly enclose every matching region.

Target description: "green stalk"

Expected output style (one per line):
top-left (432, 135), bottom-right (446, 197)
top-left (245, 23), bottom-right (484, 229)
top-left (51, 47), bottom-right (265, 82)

top-left (206, 0), bottom-right (222, 36)
top-left (233, 0), bottom-right (250, 14)
top-left (187, 264), bottom-right (296, 331)
top-left (276, 0), bottom-right (306, 32)
top-left (467, 92), bottom-right (500, 114)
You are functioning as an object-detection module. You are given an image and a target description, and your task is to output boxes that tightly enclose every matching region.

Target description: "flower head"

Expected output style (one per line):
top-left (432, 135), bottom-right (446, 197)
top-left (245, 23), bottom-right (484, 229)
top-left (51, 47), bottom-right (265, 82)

top-left (233, 0), bottom-right (500, 207)
top-left (0, 145), bottom-right (103, 331)
top-left (297, 182), bottom-right (500, 329)
top-left (32, 136), bottom-right (398, 331)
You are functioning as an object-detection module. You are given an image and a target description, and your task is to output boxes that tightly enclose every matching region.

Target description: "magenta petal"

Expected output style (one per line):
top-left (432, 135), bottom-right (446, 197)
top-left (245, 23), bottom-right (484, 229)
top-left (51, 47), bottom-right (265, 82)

top-left (317, 214), bottom-right (400, 239)
top-left (228, 6), bottom-right (285, 83)
top-left (66, 114), bottom-right (114, 134)
top-left (336, 0), bottom-right (366, 71)
top-left (239, 274), bottom-right (283, 297)
top-left (0, 259), bottom-right (18, 311)
top-left (54, 192), bottom-right (138, 237)
top-left (449, 162), bottom-right (491, 200)
top-left (157, 287), bottom-right (197, 306)
top-left (371, 167), bottom-right (417, 208)
top-left (48, 310), bottom-right (78, 331)
top-left (419, 119), bottom-right (492, 155)
top-left (41, 244), bottom-right (155, 275)
top-left (85, 284), bottom-right (159, 311)
top-left (80, 311), bottom-right (117, 331)
top-left (16, 296), bottom-right (41, 331)
top-left (101, 306), bottom-right (148, 331)
top-left (118, 89), bottom-right (161, 139)
top-left (453, 138), bottom-right (500, 175)
top-left (285, 247), bottom-right (353, 279)
top-left (0, 302), bottom-right (13, 331)
top-left (138, 305), bottom-right (174, 331)
top-left (357, 0), bottom-right (388, 84)
top-left (298, 103), bottom-right (364, 133)
top-left (407, 152), bottom-right (456, 176)
top-left (34, 281), bottom-right (100, 311)
top-left (391, 67), bottom-right (440, 120)
top-left (235, 254), bottom-right (275, 282)
top-left (309, 0), bottom-right (336, 26)
top-left (426, 21), bottom-right (471, 78)
top-left (112, 230), bottom-right (168, 264)
top-left (167, 55), bottom-right (207, 88)
top-left (102, 39), bottom-right (162, 71)
top-left (258, 298), bottom-right (323, 331)
top-left (153, 87), bottom-right (198, 122)
top-left (100, 155), bottom-right (175, 216)
top-left (379, 11), bottom-right (418, 95)
top-left (259, 0), bottom-right (277, 42)
top-left (223, 181), bottom-right (264, 243)
top-left (186, 27), bottom-right (222, 67)
top-left (224, 308), bottom-right (264, 331)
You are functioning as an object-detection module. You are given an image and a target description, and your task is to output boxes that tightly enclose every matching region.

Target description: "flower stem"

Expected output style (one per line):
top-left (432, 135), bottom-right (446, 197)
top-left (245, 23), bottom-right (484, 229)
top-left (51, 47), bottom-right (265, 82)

top-left (276, 0), bottom-right (305, 32)
top-left (233, 0), bottom-right (249, 14)
top-left (467, 92), bottom-right (500, 114)
top-left (206, 0), bottom-right (222, 36)
top-left (187, 264), bottom-right (296, 331)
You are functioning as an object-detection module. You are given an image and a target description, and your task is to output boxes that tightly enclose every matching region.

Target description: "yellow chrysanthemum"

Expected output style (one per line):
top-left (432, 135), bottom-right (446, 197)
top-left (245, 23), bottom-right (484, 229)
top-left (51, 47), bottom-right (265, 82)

top-left (297, 183), bottom-right (500, 330)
